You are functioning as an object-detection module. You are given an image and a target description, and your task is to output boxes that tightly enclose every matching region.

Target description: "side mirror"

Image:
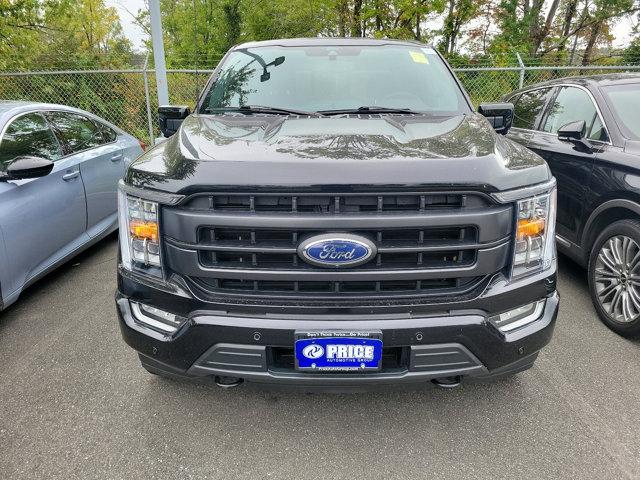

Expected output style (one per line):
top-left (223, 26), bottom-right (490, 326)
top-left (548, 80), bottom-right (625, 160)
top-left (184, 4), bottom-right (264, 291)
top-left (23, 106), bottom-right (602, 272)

top-left (478, 103), bottom-right (514, 135)
top-left (558, 120), bottom-right (586, 141)
top-left (558, 120), bottom-right (592, 151)
top-left (3, 156), bottom-right (54, 181)
top-left (158, 105), bottom-right (190, 138)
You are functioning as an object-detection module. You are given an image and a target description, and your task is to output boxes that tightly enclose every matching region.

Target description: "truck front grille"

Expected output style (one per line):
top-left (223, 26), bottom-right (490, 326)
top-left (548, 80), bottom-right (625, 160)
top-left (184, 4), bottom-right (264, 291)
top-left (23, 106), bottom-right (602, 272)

top-left (161, 190), bottom-right (513, 304)
top-left (197, 226), bottom-right (476, 270)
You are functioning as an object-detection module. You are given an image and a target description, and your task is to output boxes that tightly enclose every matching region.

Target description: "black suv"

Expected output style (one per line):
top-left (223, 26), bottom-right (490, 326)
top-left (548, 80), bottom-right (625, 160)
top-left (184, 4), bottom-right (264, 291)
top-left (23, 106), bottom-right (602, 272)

top-left (115, 38), bottom-right (559, 389)
top-left (504, 74), bottom-right (640, 337)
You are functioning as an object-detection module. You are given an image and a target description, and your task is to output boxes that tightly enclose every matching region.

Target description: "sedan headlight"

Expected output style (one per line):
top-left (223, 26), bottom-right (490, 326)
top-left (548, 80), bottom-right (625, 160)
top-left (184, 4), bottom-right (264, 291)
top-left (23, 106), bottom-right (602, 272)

top-left (512, 187), bottom-right (557, 278)
top-left (118, 188), bottom-right (162, 276)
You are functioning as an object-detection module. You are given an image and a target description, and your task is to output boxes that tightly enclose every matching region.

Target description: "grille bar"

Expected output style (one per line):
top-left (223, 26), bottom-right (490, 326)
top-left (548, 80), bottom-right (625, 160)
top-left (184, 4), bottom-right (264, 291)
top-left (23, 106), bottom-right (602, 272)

top-left (165, 242), bottom-right (510, 281)
top-left (162, 207), bottom-right (513, 244)
top-left (185, 192), bottom-right (481, 214)
top-left (164, 237), bottom-right (506, 254)
top-left (190, 276), bottom-right (484, 298)
top-left (178, 241), bottom-right (298, 254)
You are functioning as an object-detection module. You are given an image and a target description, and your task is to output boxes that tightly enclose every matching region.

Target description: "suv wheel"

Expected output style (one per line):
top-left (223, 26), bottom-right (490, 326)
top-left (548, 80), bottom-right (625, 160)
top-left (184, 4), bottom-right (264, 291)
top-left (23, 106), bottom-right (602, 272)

top-left (588, 219), bottom-right (640, 338)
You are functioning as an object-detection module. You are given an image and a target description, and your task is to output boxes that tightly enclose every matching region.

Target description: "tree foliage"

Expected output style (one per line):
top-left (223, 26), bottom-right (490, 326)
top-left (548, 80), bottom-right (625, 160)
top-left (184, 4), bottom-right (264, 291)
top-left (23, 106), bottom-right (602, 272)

top-left (139, 0), bottom-right (639, 67)
top-left (1, 0), bottom-right (639, 70)
top-left (0, 0), bottom-right (133, 70)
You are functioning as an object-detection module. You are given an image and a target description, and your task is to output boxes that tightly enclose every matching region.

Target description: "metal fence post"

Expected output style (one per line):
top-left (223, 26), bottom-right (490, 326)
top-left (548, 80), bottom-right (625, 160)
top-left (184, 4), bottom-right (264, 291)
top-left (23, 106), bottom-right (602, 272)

top-left (149, 0), bottom-right (169, 106)
top-left (143, 53), bottom-right (155, 147)
top-left (516, 52), bottom-right (525, 89)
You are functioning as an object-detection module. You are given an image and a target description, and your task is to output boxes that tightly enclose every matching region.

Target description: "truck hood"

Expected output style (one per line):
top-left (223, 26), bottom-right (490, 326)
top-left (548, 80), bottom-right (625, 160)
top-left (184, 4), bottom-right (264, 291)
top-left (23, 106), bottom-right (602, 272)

top-left (126, 113), bottom-right (550, 195)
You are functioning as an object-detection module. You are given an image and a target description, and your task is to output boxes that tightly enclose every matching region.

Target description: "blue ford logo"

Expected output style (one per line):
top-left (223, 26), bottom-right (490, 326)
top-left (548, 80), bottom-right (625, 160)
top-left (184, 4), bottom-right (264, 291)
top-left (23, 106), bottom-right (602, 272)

top-left (298, 234), bottom-right (376, 268)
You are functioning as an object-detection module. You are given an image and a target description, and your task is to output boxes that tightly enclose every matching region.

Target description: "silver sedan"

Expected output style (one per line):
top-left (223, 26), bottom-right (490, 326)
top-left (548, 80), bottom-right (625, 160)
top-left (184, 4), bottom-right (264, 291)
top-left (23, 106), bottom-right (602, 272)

top-left (0, 101), bottom-right (143, 310)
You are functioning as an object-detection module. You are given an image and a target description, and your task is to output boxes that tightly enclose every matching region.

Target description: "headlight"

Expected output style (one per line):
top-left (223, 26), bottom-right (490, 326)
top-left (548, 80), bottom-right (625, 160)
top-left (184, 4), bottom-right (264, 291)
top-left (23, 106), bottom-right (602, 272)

top-left (118, 188), bottom-right (162, 276)
top-left (511, 187), bottom-right (557, 279)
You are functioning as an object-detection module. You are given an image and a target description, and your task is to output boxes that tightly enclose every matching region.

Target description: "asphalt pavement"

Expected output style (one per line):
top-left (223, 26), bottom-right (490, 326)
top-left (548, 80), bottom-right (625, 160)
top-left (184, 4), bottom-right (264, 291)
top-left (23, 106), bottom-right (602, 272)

top-left (1, 234), bottom-right (639, 480)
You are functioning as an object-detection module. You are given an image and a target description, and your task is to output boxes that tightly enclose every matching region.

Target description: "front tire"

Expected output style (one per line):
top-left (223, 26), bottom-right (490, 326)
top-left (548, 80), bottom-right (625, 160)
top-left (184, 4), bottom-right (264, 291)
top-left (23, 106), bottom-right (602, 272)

top-left (588, 219), bottom-right (640, 338)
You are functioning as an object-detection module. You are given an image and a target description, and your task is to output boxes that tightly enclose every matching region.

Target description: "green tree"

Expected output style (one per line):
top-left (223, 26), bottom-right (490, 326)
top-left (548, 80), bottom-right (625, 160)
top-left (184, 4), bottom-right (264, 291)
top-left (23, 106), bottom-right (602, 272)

top-left (622, 38), bottom-right (640, 63)
top-left (0, 0), bottom-right (49, 70)
top-left (439, 0), bottom-right (482, 55)
top-left (0, 0), bottom-right (133, 70)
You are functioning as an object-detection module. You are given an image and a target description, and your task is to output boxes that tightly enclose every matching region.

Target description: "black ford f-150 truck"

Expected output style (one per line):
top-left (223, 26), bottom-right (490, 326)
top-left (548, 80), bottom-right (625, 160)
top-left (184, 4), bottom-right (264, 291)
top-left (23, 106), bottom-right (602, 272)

top-left (116, 38), bottom-right (559, 389)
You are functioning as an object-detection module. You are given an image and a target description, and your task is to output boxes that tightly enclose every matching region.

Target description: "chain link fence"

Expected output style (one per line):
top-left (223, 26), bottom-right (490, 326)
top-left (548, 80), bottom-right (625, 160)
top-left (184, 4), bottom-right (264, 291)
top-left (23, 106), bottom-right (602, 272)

top-left (455, 64), bottom-right (640, 106)
top-left (0, 68), bottom-right (212, 145)
top-left (1, 61), bottom-right (639, 145)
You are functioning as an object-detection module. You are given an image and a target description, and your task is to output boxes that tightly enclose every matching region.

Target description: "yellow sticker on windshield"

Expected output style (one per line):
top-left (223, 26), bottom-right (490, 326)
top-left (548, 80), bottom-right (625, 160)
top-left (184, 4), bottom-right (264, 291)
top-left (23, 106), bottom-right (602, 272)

top-left (409, 51), bottom-right (429, 64)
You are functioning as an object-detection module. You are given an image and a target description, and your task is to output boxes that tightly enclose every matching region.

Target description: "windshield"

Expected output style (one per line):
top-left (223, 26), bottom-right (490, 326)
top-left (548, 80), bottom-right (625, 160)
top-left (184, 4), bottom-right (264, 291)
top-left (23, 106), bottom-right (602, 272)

top-left (601, 83), bottom-right (640, 140)
top-left (199, 45), bottom-right (468, 115)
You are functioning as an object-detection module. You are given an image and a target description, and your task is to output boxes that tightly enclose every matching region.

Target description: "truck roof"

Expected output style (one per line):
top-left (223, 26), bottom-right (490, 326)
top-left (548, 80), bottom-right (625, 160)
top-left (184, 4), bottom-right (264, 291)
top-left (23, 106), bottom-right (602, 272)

top-left (511, 73), bottom-right (640, 94)
top-left (233, 37), bottom-right (429, 50)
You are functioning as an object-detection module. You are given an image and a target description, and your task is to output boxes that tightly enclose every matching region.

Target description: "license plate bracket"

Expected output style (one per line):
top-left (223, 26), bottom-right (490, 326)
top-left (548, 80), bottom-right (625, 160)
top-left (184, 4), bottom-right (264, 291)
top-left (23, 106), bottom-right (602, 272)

top-left (294, 330), bottom-right (383, 372)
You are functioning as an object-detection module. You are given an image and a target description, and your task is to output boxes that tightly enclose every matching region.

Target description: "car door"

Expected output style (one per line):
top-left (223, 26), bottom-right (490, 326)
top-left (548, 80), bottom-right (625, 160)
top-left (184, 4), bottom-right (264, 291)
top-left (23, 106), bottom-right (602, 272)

top-left (0, 112), bottom-right (87, 300)
top-left (526, 85), bottom-right (608, 244)
top-left (45, 111), bottom-right (124, 237)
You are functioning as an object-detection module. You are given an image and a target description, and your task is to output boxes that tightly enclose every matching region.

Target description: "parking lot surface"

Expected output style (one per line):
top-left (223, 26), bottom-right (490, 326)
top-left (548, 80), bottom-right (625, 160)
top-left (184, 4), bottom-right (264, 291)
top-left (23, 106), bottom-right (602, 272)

top-left (1, 234), bottom-right (639, 480)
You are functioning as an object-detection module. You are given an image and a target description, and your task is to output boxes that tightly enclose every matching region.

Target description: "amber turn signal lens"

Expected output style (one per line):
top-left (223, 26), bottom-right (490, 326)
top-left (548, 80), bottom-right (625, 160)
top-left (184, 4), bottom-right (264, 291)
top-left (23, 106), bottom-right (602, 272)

top-left (517, 218), bottom-right (545, 240)
top-left (130, 220), bottom-right (159, 241)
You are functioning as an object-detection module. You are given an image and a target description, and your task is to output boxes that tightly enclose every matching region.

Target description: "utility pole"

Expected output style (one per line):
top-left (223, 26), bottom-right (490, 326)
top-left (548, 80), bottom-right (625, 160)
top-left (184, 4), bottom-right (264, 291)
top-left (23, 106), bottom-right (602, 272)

top-left (149, 0), bottom-right (169, 106)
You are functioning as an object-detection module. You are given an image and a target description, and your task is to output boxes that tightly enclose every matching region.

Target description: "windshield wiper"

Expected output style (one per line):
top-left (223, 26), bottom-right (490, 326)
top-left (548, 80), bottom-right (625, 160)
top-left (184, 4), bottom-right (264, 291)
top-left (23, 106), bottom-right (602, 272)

top-left (317, 106), bottom-right (421, 116)
top-left (205, 105), bottom-right (319, 117)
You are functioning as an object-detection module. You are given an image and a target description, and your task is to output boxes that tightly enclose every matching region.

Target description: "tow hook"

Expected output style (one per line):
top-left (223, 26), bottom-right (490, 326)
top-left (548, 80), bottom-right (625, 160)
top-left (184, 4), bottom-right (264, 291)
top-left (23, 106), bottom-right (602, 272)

top-left (214, 376), bottom-right (244, 389)
top-left (431, 376), bottom-right (462, 389)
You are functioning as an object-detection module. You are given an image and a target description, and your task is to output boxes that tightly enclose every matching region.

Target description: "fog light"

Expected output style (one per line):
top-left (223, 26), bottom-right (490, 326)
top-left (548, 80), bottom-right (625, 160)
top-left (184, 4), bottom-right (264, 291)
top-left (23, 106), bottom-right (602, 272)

top-left (488, 300), bottom-right (545, 332)
top-left (130, 302), bottom-right (186, 333)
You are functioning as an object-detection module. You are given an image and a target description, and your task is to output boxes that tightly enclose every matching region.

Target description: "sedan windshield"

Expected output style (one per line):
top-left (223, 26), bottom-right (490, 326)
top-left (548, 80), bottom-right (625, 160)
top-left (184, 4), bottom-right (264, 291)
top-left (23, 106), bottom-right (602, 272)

top-left (601, 83), bottom-right (640, 140)
top-left (199, 45), bottom-right (468, 116)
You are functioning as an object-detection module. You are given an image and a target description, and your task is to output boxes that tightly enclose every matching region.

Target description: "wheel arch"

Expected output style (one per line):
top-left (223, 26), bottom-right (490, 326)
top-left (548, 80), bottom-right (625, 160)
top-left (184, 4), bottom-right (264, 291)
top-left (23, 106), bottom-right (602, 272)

top-left (582, 199), bottom-right (640, 261)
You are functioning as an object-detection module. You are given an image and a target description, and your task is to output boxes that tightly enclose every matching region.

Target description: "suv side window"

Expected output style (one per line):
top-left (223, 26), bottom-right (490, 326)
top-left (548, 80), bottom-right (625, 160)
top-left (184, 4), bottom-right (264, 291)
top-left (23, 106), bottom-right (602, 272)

top-left (0, 113), bottom-right (62, 171)
top-left (542, 86), bottom-right (608, 141)
top-left (513, 88), bottom-right (552, 130)
top-left (45, 111), bottom-right (104, 154)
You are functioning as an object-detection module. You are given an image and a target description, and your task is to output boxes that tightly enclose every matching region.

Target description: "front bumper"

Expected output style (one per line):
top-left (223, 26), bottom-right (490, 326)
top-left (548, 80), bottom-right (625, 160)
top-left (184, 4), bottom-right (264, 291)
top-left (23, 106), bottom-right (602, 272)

top-left (116, 267), bottom-right (559, 387)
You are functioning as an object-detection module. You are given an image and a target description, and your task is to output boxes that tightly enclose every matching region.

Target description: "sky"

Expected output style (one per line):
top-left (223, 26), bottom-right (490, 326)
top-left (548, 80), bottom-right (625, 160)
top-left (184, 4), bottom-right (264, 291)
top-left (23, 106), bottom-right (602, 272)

top-left (108, 0), bottom-right (147, 50)
top-left (106, 0), bottom-right (636, 54)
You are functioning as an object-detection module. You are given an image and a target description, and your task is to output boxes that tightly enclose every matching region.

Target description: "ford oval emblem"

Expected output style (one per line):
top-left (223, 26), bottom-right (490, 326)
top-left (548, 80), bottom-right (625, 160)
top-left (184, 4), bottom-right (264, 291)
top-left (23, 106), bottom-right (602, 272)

top-left (298, 234), bottom-right (377, 268)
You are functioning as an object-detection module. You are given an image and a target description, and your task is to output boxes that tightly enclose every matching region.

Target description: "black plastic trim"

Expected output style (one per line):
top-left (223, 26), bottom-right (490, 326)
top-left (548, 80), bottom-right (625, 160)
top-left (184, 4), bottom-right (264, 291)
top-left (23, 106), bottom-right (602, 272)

top-left (165, 242), bottom-right (509, 281)
top-left (164, 235), bottom-right (510, 254)
top-left (162, 206), bottom-right (513, 244)
top-left (117, 293), bottom-right (559, 385)
top-left (581, 198), bottom-right (640, 249)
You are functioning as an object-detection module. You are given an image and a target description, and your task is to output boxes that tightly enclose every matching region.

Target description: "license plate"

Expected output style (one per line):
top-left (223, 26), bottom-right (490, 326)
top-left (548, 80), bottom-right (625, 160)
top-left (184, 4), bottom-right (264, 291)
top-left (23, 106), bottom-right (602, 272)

top-left (294, 331), bottom-right (383, 372)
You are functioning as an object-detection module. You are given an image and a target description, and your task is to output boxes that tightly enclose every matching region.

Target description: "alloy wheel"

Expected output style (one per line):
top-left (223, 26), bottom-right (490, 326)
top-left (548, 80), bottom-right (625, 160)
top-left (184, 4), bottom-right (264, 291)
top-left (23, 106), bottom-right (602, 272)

top-left (594, 235), bottom-right (640, 324)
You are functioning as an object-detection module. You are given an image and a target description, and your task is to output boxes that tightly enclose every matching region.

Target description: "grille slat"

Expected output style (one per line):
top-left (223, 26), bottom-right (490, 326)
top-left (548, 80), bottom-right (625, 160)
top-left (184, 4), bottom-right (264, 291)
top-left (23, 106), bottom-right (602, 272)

top-left (197, 249), bottom-right (475, 270)
top-left (194, 192), bottom-right (477, 214)
top-left (168, 236), bottom-right (489, 254)
top-left (166, 244), bottom-right (509, 280)
top-left (193, 276), bottom-right (480, 296)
